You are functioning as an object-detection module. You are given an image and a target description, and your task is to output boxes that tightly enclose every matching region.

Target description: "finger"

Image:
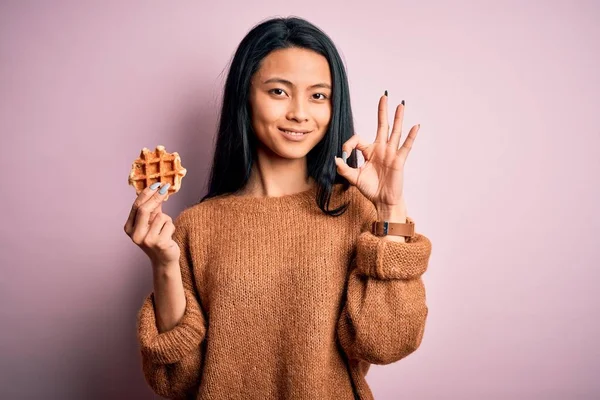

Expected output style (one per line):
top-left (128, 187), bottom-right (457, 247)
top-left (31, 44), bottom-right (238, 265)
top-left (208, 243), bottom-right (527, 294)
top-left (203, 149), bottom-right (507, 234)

top-left (158, 219), bottom-right (175, 240)
top-left (334, 156), bottom-right (360, 185)
top-left (137, 183), bottom-right (170, 227)
top-left (389, 101), bottom-right (405, 149)
top-left (341, 134), bottom-right (371, 163)
top-left (124, 181), bottom-right (162, 235)
top-left (131, 183), bottom-right (171, 243)
top-left (397, 124), bottom-right (420, 159)
top-left (149, 204), bottom-right (163, 225)
top-left (375, 94), bottom-right (389, 143)
top-left (155, 220), bottom-right (177, 252)
top-left (145, 213), bottom-right (172, 244)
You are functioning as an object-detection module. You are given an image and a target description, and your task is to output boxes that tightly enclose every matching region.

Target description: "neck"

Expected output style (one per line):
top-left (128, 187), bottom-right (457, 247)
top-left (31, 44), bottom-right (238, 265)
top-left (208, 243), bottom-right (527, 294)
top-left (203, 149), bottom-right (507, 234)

top-left (239, 146), bottom-right (314, 197)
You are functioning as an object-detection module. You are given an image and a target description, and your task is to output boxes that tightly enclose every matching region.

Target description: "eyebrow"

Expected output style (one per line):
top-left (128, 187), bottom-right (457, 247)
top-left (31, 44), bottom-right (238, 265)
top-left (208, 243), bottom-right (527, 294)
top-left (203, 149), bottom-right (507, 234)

top-left (262, 77), bottom-right (331, 90)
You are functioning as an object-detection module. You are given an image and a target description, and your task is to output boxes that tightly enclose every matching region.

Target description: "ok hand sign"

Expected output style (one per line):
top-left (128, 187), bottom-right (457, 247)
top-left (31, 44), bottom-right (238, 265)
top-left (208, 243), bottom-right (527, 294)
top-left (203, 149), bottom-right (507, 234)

top-left (334, 92), bottom-right (421, 209)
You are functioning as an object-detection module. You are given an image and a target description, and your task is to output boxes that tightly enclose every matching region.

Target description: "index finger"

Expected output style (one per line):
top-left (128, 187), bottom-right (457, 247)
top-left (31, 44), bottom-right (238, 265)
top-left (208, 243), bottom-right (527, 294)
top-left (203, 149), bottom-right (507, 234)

top-left (124, 182), bottom-right (162, 233)
top-left (341, 134), bottom-right (371, 163)
top-left (134, 183), bottom-right (171, 228)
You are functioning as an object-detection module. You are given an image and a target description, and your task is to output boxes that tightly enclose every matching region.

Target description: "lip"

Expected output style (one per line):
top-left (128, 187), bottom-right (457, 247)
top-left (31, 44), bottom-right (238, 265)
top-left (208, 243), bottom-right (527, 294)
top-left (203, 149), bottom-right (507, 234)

top-left (279, 127), bottom-right (311, 142)
top-left (279, 127), bottom-right (311, 134)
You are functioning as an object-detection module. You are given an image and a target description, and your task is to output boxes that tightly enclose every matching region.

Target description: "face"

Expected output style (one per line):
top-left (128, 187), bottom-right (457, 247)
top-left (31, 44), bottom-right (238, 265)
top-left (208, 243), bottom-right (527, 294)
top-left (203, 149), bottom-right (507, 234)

top-left (248, 47), bottom-right (332, 160)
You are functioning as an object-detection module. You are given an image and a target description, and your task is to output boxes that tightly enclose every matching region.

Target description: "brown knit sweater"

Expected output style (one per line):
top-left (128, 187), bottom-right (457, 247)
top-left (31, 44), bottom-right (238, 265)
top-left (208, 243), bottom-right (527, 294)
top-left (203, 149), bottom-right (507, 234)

top-left (137, 183), bottom-right (432, 399)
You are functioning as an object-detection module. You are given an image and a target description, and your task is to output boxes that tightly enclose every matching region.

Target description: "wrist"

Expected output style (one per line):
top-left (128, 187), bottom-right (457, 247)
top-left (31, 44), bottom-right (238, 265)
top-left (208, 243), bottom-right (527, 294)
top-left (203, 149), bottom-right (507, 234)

top-left (375, 200), bottom-right (407, 222)
top-left (152, 260), bottom-right (180, 276)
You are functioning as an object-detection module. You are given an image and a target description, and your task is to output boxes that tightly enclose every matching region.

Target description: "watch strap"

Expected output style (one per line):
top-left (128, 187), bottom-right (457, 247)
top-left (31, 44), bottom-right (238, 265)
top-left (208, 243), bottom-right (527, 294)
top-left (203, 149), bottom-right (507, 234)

top-left (372, 216), bottom-right (415, 238)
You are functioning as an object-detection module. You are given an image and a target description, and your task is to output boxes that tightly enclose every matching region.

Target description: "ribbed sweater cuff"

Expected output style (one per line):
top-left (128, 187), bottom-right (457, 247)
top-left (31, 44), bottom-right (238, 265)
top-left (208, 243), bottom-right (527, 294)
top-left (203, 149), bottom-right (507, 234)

top-left (137, 290), bottom-right (206, 365)
top-left (356, 231), bottom-right (432, 280)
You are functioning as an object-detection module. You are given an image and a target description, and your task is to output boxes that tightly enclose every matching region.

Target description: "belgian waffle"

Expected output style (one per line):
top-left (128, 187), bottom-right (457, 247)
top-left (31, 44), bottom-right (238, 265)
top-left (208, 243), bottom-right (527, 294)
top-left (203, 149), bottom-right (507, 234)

top-left (128, 145), bottom-right (187, 201)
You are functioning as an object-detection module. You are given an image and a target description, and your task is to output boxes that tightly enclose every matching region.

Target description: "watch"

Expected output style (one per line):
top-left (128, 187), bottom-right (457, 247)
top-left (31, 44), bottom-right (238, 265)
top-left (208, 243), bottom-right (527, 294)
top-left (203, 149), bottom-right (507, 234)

top-left (372, 216), bottom-right (415, 239)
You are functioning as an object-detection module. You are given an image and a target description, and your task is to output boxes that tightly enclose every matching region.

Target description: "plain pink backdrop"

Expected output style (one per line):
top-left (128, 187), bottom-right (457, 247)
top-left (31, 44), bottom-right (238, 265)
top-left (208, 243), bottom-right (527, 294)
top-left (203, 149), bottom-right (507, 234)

top-left (1, 1), bottom-right (598, 399)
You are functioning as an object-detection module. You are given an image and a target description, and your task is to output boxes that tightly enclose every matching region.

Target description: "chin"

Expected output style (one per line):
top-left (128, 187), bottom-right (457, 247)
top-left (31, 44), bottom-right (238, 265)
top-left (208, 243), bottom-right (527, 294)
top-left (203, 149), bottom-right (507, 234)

top-left (256, 132), bottom-right (323, 160)
top-left (274, 147), bottom-right (311, 160)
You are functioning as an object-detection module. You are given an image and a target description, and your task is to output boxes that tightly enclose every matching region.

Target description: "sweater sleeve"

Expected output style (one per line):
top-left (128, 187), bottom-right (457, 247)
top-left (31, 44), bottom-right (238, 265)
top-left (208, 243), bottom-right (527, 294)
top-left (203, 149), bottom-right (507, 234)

top-left (336, 196), bottom-right (432, 365)
top-left (136, 211), bottom-right (208, 399)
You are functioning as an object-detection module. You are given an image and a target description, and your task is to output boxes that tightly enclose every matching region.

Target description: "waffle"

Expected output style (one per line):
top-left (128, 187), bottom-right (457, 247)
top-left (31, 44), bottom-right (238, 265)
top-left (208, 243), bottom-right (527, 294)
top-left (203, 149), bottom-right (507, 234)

top-left (128, 145), bottom-right (187, 201)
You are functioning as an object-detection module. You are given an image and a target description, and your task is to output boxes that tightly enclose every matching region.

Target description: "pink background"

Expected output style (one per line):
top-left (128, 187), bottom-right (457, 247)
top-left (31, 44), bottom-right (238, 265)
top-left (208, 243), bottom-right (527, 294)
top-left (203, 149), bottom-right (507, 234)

top-left (1, 1), bottom-right (598, 399)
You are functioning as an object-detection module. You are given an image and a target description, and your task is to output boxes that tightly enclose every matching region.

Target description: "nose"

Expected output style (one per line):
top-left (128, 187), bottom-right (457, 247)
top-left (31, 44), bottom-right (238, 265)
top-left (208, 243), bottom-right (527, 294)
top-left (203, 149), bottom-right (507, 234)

top-left (286, 97), bottom-right (309, 122)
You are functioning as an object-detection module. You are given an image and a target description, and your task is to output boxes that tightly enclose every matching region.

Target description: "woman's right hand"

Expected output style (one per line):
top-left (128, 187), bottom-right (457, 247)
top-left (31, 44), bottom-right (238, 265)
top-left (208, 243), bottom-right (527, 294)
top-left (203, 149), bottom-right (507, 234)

top-left (124, 182), bottom-right (180, 268)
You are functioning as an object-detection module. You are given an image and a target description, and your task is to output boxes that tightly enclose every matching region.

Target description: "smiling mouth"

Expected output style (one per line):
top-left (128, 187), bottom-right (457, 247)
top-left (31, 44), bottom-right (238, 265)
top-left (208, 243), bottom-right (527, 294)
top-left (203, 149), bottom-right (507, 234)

top-left (279, 128), bottom-right (311, 136)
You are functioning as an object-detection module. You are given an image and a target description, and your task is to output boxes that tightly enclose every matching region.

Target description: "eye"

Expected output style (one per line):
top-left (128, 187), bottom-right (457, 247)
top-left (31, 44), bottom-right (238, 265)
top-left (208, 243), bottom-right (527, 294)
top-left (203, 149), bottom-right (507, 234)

top-left (313, 93), bottom-right (328, 100)
top-left (269, 88), bottom-right (287, 97)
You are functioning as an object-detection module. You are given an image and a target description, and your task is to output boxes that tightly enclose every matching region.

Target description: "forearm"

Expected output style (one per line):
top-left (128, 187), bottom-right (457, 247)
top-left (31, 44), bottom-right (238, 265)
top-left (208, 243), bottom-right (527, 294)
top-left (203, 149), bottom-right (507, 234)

top-left (337, 216), bottom-right (432, 364)
top-left (337, 269), bottom-right (428, 364)
top-left (152, 262), bottom-right (187, 333)
top-left (138, 262), bottom-right (206, 397)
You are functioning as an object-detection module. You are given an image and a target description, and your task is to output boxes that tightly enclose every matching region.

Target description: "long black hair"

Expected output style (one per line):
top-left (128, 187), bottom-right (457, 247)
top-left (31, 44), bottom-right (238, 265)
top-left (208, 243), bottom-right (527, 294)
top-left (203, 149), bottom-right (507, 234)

top-left (200, 16), bottom-right (358, 216)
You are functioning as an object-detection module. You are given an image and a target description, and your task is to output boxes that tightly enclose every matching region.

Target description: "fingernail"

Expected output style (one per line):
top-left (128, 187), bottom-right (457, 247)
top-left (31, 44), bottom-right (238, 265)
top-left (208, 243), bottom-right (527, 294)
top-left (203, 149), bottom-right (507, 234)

top-left (401, 99), bottom-right (405, 106)
top-left (149, 182), bottom-right (161, 190)
top-left (159, 183), bottom-right (171, 195)
top-left (342, 151), bottom-right (348, 164)
top-left (384, 90), bottom-right (388, 97)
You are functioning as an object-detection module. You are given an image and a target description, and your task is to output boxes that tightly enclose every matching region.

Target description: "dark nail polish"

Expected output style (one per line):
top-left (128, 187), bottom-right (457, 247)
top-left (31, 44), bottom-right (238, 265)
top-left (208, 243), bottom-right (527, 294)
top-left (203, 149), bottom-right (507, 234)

top-left (384, 90), bottom-right (388, 97)
top-left (401, 100), bottom-right (405, 105)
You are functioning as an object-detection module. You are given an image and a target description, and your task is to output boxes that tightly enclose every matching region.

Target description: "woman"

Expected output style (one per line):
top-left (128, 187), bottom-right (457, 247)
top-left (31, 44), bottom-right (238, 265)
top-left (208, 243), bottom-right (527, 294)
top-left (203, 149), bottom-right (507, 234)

top-left (124, 16), bottom-right (432, 400)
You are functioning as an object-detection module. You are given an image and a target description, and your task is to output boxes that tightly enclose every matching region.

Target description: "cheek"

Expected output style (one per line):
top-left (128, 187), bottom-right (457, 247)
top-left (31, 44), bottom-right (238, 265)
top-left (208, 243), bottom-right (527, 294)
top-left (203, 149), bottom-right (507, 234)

top-left (314, 104), bottom-right (332, 130)
top-left (253, 100), bottom-right (287, 132)
top-left (250, 92), bottom-right (275, 143)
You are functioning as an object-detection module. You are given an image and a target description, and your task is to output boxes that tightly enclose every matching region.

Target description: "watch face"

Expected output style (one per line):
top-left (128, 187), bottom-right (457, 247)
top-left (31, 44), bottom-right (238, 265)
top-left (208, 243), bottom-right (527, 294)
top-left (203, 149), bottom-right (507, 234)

top-left (372, 221), bottom-right (388, 236)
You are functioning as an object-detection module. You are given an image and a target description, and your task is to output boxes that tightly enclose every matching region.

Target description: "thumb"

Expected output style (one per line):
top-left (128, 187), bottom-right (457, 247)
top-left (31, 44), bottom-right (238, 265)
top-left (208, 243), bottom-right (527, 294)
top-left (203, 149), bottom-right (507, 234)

top-left (334, 156), bottom-right (359, 185)
top-left (149, 204), bottom-right (163, 224)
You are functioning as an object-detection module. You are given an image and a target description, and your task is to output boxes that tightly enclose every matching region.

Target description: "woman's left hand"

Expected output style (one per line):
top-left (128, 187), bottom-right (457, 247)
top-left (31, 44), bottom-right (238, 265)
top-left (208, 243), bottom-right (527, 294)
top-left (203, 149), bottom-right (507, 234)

top-left (334, 93), bottom-right (420, 211)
